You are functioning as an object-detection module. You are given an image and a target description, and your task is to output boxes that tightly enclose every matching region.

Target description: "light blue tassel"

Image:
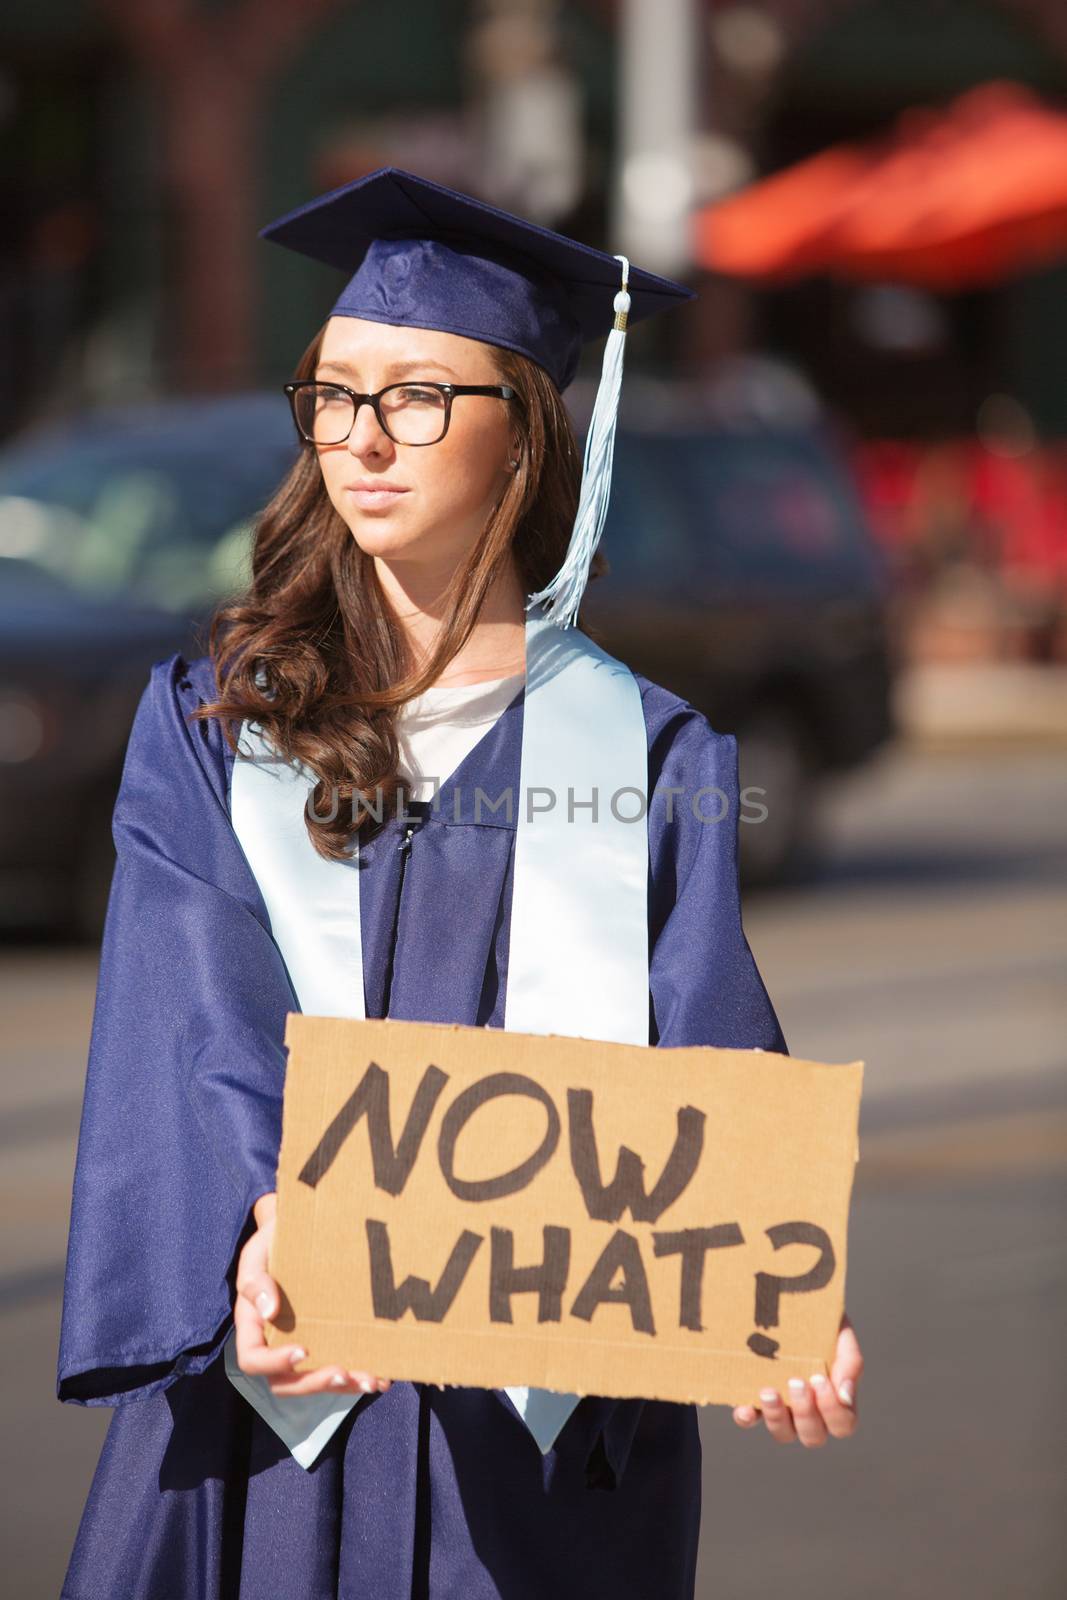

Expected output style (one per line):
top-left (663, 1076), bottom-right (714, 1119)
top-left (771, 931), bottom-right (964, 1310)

top-left (526, 254), bottom-right (631, 630)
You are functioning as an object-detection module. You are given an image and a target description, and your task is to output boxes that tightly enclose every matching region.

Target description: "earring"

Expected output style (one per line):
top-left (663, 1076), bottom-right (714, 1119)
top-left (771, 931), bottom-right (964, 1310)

top-left (509, 458), bottom-right (520, 470)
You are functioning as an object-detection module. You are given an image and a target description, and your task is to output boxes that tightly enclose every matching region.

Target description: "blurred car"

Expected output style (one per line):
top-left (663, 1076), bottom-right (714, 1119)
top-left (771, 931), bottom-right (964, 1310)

top-left (0, 385), bottom-right (893, 937)
top-left (579, 384), bottom-right (896, 886)
top-left (0, 393), bottom-right (300, 936)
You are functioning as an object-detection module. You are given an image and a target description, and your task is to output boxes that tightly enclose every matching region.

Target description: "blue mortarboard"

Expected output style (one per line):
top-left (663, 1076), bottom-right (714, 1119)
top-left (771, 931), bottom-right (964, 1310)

top-left (259, 166), bottom-right (697, 626)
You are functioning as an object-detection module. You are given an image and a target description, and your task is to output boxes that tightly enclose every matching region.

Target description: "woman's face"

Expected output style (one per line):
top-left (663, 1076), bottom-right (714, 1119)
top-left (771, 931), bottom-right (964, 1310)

top-left (312, 315), bottom-right (518, 578)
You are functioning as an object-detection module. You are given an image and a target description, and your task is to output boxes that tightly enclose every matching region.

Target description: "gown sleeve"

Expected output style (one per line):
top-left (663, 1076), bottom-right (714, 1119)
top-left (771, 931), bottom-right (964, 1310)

top-left (595, 697), bottom-right (790, 1488)
top-left (57, 654), bottom-right (296, 1406)
top-left (648, 703), bottom-right (789, 1055)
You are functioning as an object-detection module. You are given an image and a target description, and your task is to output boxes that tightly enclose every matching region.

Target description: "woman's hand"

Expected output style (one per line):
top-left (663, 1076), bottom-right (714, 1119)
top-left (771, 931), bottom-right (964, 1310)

top-left (234, 1190), bottom-right (392, 1398)
top-left (731, 1308), bottom-right (862, 1446)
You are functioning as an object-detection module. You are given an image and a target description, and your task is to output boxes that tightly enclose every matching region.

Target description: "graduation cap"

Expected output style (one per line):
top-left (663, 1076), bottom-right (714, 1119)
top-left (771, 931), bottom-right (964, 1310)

top-left (260, 166), bottom-right (697, 627)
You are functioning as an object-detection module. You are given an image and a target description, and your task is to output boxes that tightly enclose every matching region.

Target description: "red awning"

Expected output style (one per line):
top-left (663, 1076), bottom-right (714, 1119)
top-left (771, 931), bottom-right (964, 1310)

top-left (694, 80), bottom-right (1067, 289)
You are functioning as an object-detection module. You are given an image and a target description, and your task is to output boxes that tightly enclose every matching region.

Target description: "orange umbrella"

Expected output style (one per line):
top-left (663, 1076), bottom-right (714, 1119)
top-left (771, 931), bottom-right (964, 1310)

top-left (695, 80), bottom-right (1067, 289)
top-left (690, 140), bottom-right (879, 281)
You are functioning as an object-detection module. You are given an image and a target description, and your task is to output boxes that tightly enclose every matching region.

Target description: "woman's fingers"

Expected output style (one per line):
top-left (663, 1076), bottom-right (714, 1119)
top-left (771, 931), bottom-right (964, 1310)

top-left (266, 1367), bottom-right (393, 1398)
top-left (735, 1378), bottom-right (850, 1445)
top-left (810, 1370), bottom-right (858, 1437)
top-left (235, 1222), bottom-right (274, 1333)
top-left (732, 1404), bottom-right (761, 1427)
top-left (783, 1378), bottom-right (829, 1446)
top-left (233, 1267), bottom-right (392, 1392)
top-left (237, 1268), bottom-right (279, 1330)
top-left (751, 1382), bottom-right (829, 1445)
top-left (235, 1299), bottom-right (390, 1392)
top-left (829, 1311), bottom-right (862, 1407)
top-left (234, 1225), bottom-right (308, 1378)
top-left (233, 1277), bottom-right (306, 1377)
top-left (824, 1310), bottom-right (862, 1434)
top-left (733, 1313), bottom-right (863, 1441)
top-left (756, 1386), bottom-right (797, 1443)
top-left (233, 1218), bottom-right (295, 1375)
top-left (232, 1210), bottom-right (393, 1394)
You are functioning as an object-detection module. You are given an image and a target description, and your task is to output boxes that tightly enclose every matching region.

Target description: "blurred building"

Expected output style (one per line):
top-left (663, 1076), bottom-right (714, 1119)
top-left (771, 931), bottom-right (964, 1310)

top-left (699, 0), bottom-right (1067, 439)
top-left (0, 0), bottom-right (616, 425)
top-left (5, 0), bottom-right (1067, 457)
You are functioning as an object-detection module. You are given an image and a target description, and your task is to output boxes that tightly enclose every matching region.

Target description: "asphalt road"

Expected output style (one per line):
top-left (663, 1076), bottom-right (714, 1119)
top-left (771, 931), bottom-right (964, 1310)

top-left (2, 739), bottom-right (1064, 1598)
top-left (696, 741), bottom-right (1067, 1600)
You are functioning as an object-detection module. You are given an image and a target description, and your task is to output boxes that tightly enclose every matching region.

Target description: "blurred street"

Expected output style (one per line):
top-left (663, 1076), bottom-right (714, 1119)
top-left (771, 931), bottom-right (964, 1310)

top-left (4, 727), bottom-right (1064, 1599)
top-left (698, 730), bottom-right (1067, 1600)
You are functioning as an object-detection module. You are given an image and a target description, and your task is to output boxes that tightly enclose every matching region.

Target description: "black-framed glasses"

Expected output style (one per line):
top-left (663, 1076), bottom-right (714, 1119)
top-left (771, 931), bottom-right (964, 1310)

top-left (284, 379), bottom-right (516, 447)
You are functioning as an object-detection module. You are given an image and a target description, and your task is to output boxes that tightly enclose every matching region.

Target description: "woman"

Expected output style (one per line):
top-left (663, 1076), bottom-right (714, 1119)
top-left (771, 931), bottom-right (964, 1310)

top-left (58, 168), bottom-right (862, 1600)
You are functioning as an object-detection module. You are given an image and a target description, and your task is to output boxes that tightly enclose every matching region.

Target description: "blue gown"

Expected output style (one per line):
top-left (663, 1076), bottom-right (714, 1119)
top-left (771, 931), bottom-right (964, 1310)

top-left (57, 649), bottom-right (788, 1600)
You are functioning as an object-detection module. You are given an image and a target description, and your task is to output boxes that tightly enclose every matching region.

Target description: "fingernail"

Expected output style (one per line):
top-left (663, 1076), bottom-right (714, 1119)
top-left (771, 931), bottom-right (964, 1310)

top-left (737, 1405), bottom-right (756, 1421)
top-left (255, 1292), bottom-right (273, 1317)
top-left (810, 1373), bottom-right (828, 1388)
top-left (838, 1379), bottom-right (855, 1407)
top-left (357, 1376), bottom-right (374, 1393)
top-left (759, 1387), bottom-right (779, 1405)
top-left (288, 1347), bottom-right (306, 1367)
top-left (787, 1377), bottom-right (806, 1397)
top-left (330, 1373), bottom-right (349, 1388)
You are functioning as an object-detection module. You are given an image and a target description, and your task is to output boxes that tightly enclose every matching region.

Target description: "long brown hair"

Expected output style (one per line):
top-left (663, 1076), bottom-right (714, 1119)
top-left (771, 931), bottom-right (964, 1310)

top-left (189, 319), bottom-right (606, 861)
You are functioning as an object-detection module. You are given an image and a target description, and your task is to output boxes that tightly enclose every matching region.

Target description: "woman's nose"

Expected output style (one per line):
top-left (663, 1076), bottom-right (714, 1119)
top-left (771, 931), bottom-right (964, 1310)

top-left (347, 400), bottom-right (394, 457)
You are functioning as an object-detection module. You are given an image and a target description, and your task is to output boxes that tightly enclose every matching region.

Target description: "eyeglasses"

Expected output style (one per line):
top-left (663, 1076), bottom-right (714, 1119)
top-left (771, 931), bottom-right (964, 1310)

top-left (284, 379), bottom-right (516, 447)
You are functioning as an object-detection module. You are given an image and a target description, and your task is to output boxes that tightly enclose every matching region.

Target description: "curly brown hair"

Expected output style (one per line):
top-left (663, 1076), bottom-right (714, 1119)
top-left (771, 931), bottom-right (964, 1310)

top-left (188, 318), bottom-right (607, 861)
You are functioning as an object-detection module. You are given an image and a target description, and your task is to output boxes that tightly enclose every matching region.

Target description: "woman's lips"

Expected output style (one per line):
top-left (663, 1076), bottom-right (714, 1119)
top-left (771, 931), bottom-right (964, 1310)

top-left (346, 485), bottom-right (411, 510)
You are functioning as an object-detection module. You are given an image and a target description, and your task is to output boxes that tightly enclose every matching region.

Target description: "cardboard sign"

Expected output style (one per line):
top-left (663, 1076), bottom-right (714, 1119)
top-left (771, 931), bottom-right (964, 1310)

top-left (265, 1015), bottom-right (864, 1408)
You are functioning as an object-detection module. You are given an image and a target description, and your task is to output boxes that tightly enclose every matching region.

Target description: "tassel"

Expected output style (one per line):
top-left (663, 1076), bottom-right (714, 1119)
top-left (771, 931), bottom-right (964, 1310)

top-left (526, 255), bottom-right (631, 630)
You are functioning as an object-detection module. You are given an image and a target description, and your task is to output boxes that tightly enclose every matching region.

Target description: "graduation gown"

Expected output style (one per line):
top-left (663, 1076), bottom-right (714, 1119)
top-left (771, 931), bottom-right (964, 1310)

top-left (57, 649), bottom-right (788, 1600)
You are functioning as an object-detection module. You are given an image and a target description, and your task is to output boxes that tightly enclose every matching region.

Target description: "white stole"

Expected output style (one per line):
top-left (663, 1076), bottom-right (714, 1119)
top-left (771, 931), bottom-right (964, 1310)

top-left (221, 600), bottom-right (649, 1469)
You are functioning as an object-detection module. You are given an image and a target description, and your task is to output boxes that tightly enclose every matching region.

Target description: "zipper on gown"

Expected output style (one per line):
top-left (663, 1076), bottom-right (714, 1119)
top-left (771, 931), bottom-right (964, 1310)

top-left (381, 799), bottom-right (431, 1017)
